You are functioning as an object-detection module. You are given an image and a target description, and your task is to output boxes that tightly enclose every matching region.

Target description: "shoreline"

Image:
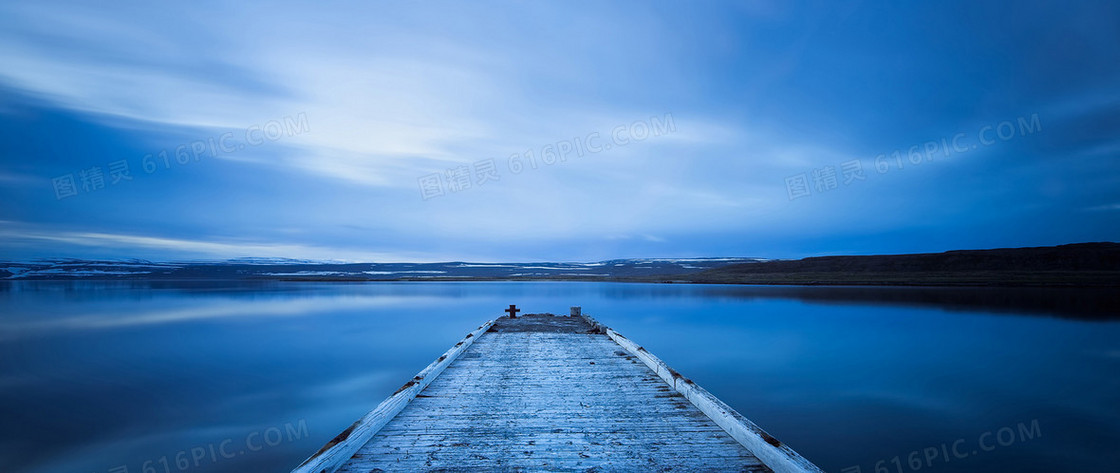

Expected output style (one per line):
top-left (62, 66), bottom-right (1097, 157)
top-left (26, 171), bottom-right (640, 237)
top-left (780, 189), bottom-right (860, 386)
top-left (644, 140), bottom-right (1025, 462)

top-left (3, 273), bottom-right (1118, 288)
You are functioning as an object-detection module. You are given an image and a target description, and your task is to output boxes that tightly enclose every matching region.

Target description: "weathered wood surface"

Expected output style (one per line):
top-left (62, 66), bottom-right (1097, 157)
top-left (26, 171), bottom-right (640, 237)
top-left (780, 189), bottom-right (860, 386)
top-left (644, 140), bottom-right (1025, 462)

top-left (292, 320), bottom-right (495, 473)
top-left (584, 315), bottom-right (824, 473)
top-left (300, 314), bottom-right (822, 473)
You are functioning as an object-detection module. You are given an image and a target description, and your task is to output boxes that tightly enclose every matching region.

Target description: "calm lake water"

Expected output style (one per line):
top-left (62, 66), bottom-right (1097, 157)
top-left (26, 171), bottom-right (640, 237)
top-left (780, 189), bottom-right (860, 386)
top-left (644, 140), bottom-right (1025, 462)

top-left (1, 281), bottom-right (1117, 473)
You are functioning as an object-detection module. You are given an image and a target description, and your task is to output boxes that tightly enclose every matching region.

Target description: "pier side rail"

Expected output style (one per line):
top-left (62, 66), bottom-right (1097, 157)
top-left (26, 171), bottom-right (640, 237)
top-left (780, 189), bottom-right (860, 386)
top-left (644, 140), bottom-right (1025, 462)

top-left (581, 314), bottom-right (825, 473)
top-left (291, 319), bottom-right (496, 473)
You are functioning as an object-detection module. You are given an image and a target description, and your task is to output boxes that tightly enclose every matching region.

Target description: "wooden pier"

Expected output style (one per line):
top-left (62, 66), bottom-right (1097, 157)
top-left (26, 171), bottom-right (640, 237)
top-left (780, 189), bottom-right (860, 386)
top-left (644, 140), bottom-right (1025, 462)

top-left (293, 311), bottom-right (822, 472)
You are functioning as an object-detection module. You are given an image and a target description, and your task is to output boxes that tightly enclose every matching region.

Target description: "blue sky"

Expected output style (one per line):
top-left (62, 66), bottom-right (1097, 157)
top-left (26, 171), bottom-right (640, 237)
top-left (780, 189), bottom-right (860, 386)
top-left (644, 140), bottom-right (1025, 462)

top-left (0, 0), bottom-right (1117, 262)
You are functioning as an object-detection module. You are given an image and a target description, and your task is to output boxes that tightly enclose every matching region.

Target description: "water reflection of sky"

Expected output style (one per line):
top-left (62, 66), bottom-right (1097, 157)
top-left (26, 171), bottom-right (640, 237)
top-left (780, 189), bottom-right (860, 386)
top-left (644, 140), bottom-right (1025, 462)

top-left (0, 281), bottom-right (1117, 472)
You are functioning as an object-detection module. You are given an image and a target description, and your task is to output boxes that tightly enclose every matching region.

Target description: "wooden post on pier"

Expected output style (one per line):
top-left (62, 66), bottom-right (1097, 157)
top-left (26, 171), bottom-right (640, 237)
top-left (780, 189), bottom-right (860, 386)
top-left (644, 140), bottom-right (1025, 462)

top-left (505, 304), bottom-right (520, 318)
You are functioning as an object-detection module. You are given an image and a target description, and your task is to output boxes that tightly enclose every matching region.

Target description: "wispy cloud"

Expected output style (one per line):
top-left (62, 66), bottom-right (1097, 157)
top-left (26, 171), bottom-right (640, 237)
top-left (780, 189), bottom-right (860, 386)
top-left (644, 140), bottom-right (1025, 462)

top-left (1083, 203), bottom-right (1120, 212)
top-left (0, 0), bottom-right (1117, 260)
top-left (0, 225), bottom-right (433, 262)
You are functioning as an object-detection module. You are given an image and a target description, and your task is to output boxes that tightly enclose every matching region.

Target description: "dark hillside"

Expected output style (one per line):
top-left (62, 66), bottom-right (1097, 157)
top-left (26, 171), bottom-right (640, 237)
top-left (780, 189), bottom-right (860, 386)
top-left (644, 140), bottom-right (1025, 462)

top-left (684, 243), bottom-right (1120, 286)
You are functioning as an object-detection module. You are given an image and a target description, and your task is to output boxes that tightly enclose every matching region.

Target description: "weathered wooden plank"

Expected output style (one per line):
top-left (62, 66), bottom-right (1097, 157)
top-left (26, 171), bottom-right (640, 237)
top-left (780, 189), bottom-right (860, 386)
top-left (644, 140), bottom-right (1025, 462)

top-left (291, 320), bottom-right (495, 473)
top-left (583, 314), bottom-right (825, 473)
top-left (335, 316), bottom-right (775, 472)
top-left (297, 314), bottom-right (821, 473)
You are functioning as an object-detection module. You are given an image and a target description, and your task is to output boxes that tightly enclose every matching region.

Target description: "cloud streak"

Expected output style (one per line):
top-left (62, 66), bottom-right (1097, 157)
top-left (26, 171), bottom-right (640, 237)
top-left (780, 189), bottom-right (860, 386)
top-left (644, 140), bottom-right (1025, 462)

top-left (0, 0), bottom-right (1117, 261)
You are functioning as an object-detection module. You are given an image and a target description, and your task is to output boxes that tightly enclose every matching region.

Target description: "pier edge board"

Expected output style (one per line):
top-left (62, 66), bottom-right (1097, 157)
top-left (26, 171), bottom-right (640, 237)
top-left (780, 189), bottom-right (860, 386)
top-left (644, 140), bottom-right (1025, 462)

top-left (581, 313), bottom-right (824, 473)
top-left (290, 319), bottom-right (496, 473)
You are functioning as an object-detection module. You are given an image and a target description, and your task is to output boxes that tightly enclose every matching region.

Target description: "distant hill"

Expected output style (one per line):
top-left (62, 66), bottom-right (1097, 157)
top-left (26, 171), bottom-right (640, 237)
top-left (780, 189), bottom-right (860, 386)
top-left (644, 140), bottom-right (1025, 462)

top-left (0, 257), bottom-right (764, 281)
top-left (680, 242), bottom-right (1120, 286)
top-left (3, 243), bottom-right (1117, 286)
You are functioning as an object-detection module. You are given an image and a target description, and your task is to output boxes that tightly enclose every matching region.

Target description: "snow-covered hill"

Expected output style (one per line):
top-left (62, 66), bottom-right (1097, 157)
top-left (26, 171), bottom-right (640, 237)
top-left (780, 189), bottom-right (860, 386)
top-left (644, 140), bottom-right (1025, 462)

top-left (0, 257), bottom-right (766, 280)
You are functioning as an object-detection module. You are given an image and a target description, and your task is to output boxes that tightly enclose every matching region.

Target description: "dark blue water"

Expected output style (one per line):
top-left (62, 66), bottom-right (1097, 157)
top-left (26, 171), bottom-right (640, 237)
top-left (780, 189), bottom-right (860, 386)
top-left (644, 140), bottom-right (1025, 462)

top-left (0, 281), bottom-right (1117, 472)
